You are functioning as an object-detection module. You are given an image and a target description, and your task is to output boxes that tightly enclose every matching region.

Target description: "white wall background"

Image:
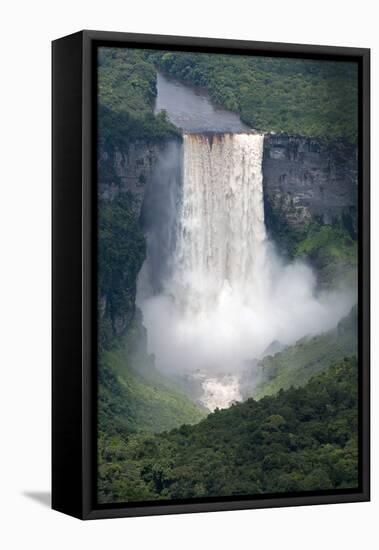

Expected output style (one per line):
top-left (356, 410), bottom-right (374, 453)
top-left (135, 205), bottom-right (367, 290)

top-left (0, 0), bottom-right (376, 548)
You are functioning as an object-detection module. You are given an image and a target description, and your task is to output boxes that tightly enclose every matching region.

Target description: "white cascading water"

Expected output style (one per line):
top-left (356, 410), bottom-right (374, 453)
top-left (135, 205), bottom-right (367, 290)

top-left (172, 133), bottom-right (267, 311)
top-left (138, 132), bottom-right (354, 411)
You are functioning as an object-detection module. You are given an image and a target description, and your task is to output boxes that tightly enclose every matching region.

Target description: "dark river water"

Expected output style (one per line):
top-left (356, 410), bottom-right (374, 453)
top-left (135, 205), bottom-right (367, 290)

top-left (154, 71), bottom-right (250, 133)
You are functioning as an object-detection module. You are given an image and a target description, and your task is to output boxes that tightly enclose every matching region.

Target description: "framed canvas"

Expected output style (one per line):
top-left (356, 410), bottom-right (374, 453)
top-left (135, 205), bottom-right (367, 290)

top-left (52, 30), bottom-right (370, 520)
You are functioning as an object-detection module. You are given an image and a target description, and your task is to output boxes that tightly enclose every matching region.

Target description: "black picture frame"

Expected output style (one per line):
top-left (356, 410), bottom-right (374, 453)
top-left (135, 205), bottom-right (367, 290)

top-left (52, 30), bottom-right (370, 520)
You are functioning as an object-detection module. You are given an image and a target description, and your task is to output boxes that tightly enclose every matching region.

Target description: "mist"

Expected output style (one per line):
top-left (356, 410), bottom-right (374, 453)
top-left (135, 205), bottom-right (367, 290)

top-left (137, 133), bottom-right (356, 376)
top-left (139, 249), bottom-right (355, 374)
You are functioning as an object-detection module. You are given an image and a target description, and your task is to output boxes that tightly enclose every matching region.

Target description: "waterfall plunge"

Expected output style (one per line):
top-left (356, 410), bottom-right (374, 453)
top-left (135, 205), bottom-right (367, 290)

top-left (138, 132), bottom-right (354, 382)
top-left (172, 133), bottom-right (268, 312)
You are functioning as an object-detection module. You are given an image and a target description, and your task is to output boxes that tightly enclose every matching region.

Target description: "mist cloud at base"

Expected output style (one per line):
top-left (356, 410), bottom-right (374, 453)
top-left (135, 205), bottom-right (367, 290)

top-left (138, 246), bottom-right (356, 375)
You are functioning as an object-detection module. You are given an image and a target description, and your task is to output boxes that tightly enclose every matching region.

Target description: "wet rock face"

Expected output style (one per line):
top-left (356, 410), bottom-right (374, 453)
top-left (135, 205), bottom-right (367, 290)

top-left (98, 138), bottom-right (182, 341)
top-left (262, 134), bottom-right (358, 234)
top-left (100, 133), bottom-right (358, 235)
top-left (98, 141), bottom-right (160, 214)
top-left (97, 142), bottom-right (156, 341)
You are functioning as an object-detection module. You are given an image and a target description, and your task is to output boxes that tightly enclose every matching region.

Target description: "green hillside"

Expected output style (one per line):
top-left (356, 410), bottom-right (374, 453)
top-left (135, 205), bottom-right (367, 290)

top-left (245, 306), bottom-right (357, 400)
top-left (98, 356), bottom-right (358, 503)
top-left (293, 222), bottom-right (358, 288)
top-left (99, 340), bottom-right (206, 439)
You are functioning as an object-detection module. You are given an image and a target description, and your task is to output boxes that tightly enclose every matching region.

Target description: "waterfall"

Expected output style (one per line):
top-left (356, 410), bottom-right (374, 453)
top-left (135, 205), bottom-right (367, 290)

top-left (171, 133), bottom-right (267, 312)
top-left (137, 130), bottom-right (354, 405)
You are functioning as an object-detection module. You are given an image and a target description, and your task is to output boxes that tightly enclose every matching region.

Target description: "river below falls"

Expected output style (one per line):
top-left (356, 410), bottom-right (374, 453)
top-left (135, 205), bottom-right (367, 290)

top-left (184, 371), bottom-right (242, 412)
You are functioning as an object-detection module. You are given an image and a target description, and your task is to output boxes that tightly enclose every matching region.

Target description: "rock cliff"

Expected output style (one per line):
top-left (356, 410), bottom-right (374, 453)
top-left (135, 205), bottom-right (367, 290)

top-left (262, 134), bottom-right (358, 240)
top-left (98, 138), bottom-right (181, 343)
top-left (99, 142), bottom-right (160, 213)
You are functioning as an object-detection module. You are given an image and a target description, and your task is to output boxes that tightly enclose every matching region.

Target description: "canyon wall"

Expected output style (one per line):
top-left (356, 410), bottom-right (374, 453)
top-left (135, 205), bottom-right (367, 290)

top-left (99, 134), bottom-right (358, 342)
top-left (262, 134), bottom-right (358, 240)
top-left (99, 142), bottom-right (161, 213)
top-left (98, 138), bottom-right (181, 343)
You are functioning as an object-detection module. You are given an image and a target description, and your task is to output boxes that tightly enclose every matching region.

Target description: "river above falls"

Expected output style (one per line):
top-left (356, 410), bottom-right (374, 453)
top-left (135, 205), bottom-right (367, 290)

top-left (154, 71), bottom-right (250, 133)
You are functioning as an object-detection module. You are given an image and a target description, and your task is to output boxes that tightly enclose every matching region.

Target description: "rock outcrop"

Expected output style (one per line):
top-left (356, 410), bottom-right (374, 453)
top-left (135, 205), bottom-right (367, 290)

top-left (99, 142), bottom-right (161, 213)
top-left (98, 138), bottom-right (181, 342)
top-left (262, 134), bottom-right (358, 237)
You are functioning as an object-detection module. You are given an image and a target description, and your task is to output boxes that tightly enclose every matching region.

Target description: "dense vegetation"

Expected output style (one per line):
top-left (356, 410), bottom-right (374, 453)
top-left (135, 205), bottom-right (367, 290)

top-left (266, 215), bottom-right (358, 287)
top-left (98, 48), bottom-right (180, 151)
top-left (244, 306), bottom-right (357, 400)
top-left (150, 51), bottom-right (358, 142)
top-left (293, 223), bottom-right (357, 286)
top-left (96, 47), bottom-right (359, 505)
top-left (99, 326), bottom-right (205, 437)
top-left (98, 356), bottom-right (358, 503)
top-left (98, 193), bottom-right (146, 349)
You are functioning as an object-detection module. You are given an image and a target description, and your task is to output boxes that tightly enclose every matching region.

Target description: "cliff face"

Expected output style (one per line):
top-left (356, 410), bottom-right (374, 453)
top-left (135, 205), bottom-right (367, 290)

top-left (99, 141), bottom-right (161, 213)
top-left (100, 133), bottom-right (358, 240)
top-left (262, 134), bottom-right (358, 237)
top-left (98, 141), bottom-right (158, 343)
top-left (98, 138), bottom-right (181, 344)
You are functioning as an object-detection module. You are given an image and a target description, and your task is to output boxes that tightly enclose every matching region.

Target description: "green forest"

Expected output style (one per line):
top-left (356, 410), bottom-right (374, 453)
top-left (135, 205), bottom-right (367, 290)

top-left (97, 47), bottom-right (359, 505)
top-left (267, 217), bottom-right (357, 289)
top-left (98, 47), bottom-right (358, 146)
top-left (99, 357), bottom-right (358, 503)
top-left (150, 51), bottom-right (358, 142)
top-left (98, 47), bottom-right (180, 152)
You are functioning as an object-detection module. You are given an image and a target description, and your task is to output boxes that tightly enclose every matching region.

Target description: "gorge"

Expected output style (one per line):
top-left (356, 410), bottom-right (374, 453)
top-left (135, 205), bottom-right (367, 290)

top-left (97, 49), bottom-right (360, 503)
top-left (137, 129), bottom-right (355, 410)
top-left (98, 66), bottom-right (358, 411)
